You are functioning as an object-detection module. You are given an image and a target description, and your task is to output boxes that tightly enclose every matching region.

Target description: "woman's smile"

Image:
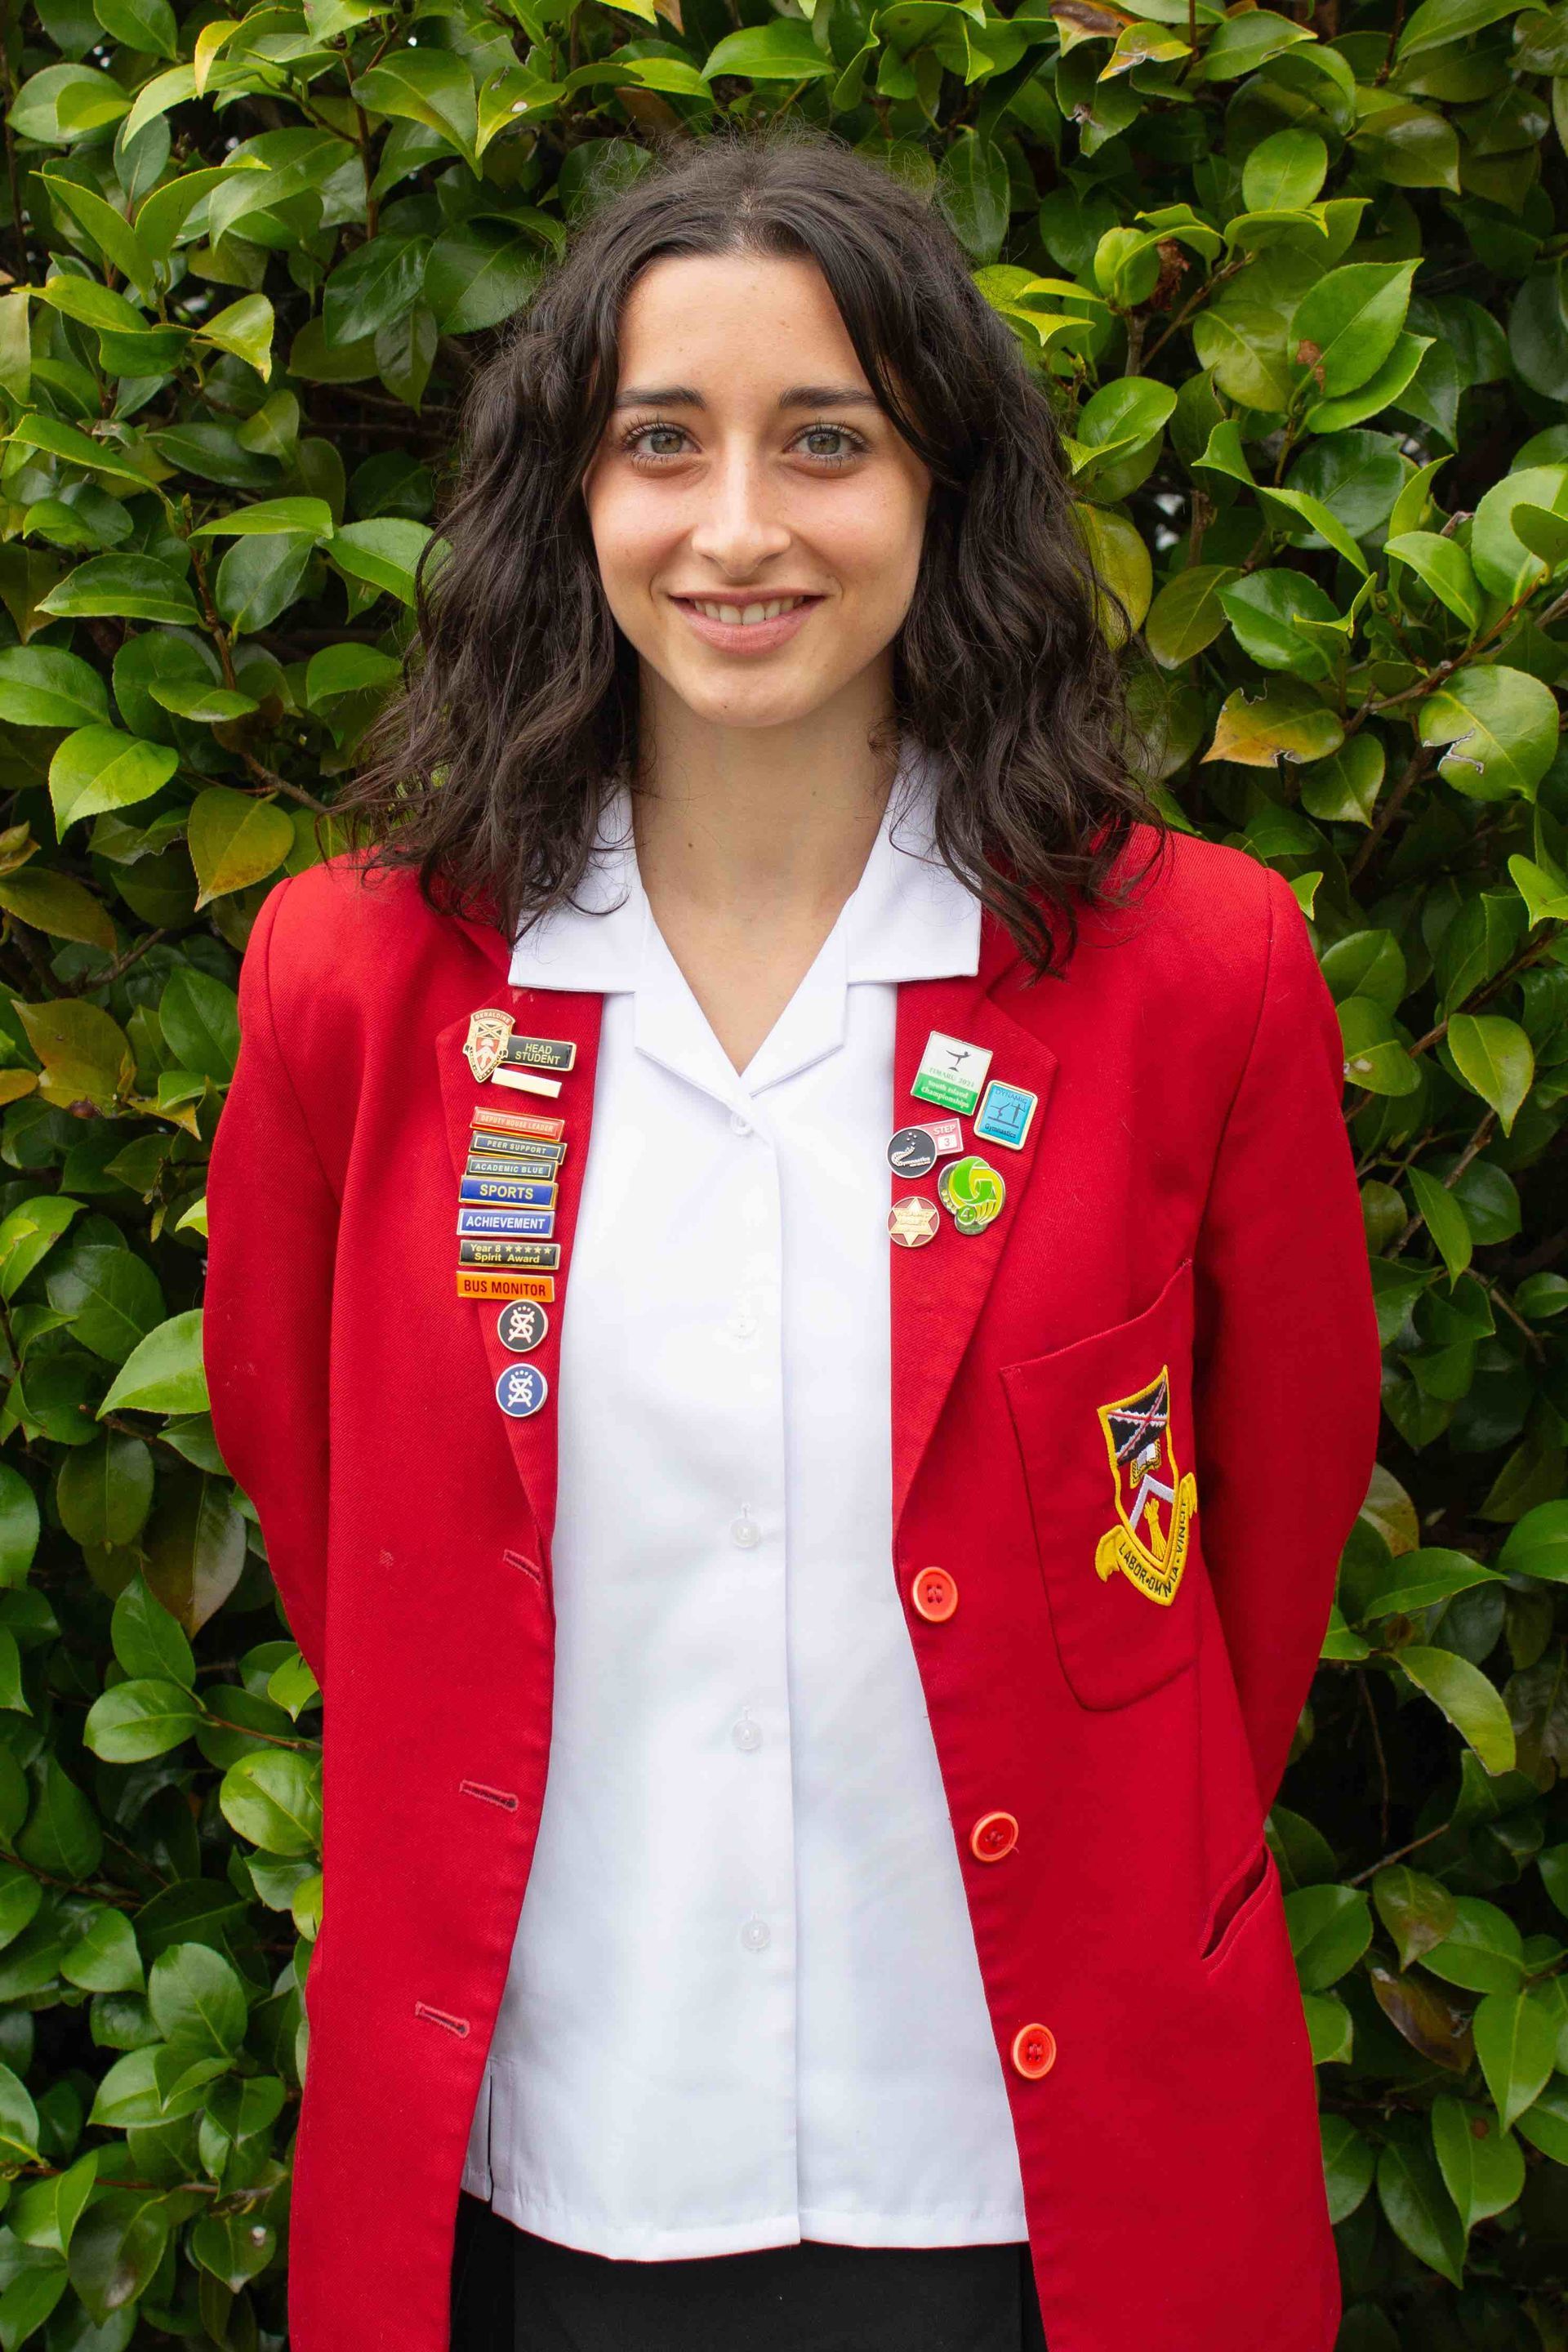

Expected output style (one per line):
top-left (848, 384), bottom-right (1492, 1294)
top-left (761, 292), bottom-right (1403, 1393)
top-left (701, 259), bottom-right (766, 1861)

top-left (669, 590), bottom-right (826, 653)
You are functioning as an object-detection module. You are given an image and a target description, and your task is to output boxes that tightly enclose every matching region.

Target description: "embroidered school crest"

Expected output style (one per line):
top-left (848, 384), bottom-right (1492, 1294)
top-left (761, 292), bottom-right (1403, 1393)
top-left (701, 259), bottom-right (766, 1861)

top-left (1094, 1366), bottom-right (1197, 1605)
top-left (462, 1008), bottom-right (514, 1085)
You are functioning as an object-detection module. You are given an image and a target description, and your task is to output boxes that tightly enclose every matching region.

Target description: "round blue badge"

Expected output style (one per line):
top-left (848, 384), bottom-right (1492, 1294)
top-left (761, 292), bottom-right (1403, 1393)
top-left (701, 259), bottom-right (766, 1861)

top-left (495, 1362), bottom-right (549, 1419)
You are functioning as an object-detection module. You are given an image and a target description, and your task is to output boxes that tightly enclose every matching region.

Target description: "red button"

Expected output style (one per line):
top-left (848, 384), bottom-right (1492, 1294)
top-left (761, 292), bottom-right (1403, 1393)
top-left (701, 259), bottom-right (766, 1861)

top-left (970, 1810), bottom-right (1019, 1862)
top-left (1011, 2023), bottom-right (1056, 2080)
top-left (911, 1567), bottom-right (958, 1623)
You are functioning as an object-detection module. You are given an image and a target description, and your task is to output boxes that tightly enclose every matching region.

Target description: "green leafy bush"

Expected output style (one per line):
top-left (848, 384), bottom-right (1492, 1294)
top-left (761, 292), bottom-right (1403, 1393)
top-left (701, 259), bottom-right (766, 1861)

top-left (0, 0), bottom-right (1564, 2339)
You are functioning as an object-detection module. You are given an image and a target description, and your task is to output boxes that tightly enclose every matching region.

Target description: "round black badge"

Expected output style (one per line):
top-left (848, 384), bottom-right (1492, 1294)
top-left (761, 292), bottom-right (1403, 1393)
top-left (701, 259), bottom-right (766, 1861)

top-left (887, 1125), bottom-right (938, 1177)
top-left (497, 1298), bottom-right (549, 1355)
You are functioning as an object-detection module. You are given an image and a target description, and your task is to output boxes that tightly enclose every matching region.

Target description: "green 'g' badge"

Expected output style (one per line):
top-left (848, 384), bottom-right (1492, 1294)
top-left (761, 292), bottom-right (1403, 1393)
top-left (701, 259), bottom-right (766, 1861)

top-left (936, 1154), bottom-right (1006, 1235)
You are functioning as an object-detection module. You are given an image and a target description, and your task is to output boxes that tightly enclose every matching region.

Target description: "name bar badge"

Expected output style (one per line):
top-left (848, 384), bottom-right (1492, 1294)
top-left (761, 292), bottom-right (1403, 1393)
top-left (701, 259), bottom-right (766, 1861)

top-left (459, 1176), bottom-right (558, 1208)
top-left (457, 1207), bottom-right (556, 1240)
top-left (470, 1106), bottom-right (566, 1143)
top-left (456, 1271), bottom-right (555, 1303)
top-left (466, 1153), bottom-right (560, 1184)
top-left (502, 1036), bottom-right (577, 1074)
top-left (459, 1238), bottom-right (562, 1271)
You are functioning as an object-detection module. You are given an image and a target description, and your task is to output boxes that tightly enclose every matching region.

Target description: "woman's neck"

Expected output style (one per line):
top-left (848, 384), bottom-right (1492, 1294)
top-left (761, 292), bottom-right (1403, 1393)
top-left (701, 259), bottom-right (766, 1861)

top-left (629, 691), bottom-right (902, 1078)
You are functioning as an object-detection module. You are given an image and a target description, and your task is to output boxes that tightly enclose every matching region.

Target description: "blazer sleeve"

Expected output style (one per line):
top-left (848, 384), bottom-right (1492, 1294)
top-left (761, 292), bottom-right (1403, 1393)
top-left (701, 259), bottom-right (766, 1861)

top-left (1192, 866), bottom-right (1382, 1819)
top-left (204, 877), bottom-right (339, 1693)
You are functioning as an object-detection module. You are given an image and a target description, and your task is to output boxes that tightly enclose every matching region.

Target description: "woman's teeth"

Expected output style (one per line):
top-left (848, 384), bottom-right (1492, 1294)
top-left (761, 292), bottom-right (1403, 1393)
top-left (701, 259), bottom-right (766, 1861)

top-left (689, 596), bottom-right (810, 624)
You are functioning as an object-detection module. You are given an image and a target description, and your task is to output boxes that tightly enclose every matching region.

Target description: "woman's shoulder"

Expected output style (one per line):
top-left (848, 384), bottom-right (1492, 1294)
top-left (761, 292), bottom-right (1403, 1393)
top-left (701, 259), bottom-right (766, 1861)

top-left (1081, 817), bottom-right (1300, 974)
top-left (247, 850), bottom-right (499, 1004)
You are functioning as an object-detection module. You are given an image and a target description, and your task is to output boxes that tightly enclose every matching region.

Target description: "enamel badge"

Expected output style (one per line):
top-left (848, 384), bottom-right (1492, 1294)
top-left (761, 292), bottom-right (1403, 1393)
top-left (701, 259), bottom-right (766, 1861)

top-left (464, 1008), bottom-right (515, 1084)
top-left (1094, 1368), bottom-right (1196, 1605)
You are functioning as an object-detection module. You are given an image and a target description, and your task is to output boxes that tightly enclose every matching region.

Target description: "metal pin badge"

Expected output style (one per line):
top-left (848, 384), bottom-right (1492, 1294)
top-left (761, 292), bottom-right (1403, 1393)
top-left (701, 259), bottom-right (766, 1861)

top-left (888, 1196), bottom-right (941, 1249)
top-left (463, 1008), bottom-right (515, 1085)
top-left (497, 1300), bottom-right (549, 1354)
top-left (911, 1030), bottom-right (993, 1118)
top-left (496, 1362), bottom-right (549, 1419)
top-left (936, 1155), bottom-right (1006, 1235)
top-left (973, 1080), bottom-right (1039, 1152)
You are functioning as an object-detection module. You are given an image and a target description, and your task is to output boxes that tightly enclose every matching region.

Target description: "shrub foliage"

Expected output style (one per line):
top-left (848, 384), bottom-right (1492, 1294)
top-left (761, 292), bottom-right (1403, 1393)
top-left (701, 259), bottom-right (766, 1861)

top-left (0, 0), bottom-right (1564, 2341)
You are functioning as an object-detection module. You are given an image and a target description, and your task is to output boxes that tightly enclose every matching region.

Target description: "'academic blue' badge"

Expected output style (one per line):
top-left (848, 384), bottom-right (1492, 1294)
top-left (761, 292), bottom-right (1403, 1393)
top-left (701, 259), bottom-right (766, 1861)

top-left (973, 1080), bottom-right (1038, 1152)
top-left (496, 1362), bottom-right (549, 1419)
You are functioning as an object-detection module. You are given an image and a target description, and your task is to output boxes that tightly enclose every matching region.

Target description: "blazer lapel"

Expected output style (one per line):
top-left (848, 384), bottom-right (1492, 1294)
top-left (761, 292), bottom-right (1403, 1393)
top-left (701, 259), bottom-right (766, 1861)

top-left (891, 924), bottom-right (1060, 1539)
top-left (435, 982), bottom-right (605, 1574)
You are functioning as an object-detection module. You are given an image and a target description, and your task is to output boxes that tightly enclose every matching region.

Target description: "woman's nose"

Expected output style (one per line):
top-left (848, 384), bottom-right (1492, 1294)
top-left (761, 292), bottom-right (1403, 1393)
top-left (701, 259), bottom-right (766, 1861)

top-left (685, 446), bottom-right (791, 572)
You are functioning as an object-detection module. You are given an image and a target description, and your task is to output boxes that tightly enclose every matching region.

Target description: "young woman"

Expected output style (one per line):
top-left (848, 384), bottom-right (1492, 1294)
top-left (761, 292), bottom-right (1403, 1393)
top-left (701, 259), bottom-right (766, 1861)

top-left (203, 123), bottom-right (1382, 2352)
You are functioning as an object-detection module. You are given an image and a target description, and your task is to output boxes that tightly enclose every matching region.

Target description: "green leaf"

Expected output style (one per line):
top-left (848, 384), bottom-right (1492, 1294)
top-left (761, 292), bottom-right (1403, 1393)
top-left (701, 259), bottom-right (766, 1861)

top-left (1291, 263), bottom-right (1419, 399)
top-left (35, 555), bottom-right (199, 626)
top-left (50, 726), bottom-right (179, 836)
top-left (1386, 532), bottom-right (1482, 631)
top-left (1299, 735), bottom-right (1384, 824)
top-left (1430, 2097), bottom-right (1523, 2230)
top-left (1372, 1865), bottom-right (1457, 1968)
top-left (1283, 1882), bottom-right (1373, 1989)
top-left (186, 786), bottom-right (294, 909)
top-left (701, 21), bottom-right (833, 78)
top-left (1407, 1165), bottom-right (1473, 1279)
top-left (1446, 1012), bottom-right (1535, 1134)
top-left (1076, 506), bottom-right (1151, 642)
top-left (327, 519), bottom-right (436, 608)
top-left (351, 50), bottom-right (481, 155)
top-left (1377, 2123), bottom-right (1466, 2286)
top-left (1143, 564), bottom-right (1241, 666)
top-left (425, 223), bottom-right (546, 336)
top-left (1418, 667), bottom-right (1560, 802)
top-left (97, 1310), bottom-right (208, 1418)
top-left (1470, 466), bottom-right (1568, 604)
top-left (1203, 679), bottom-right (1344, 767)
top-left (11, 1000), bottom-right (132, 1112)
top-left (0, 866), bottom-right (115, 951)
top-left (1241, 128), bottom-right (1328, 212)
top-left (197, 294), bottom-right (275, 381)
top-left (1399, 1645), bottom-right (1517, 1774)
top-left (188, 497), bottom-right (335, 541)
top-left (46, 1243), bottom-right (164, 1363)
top-left (1499, 1501), bottom-right (1568, 1583)
top-left (1471, 1990), bottom-right (1559, 2130)
top-left (1321, 2116), bottom-right (1375, 2220)
top-left (158, 969), bottom-right (239, 1082)
top-left (84, 1677), bottom-right (202, 1762)
top-left (0, 646), bottom-right (110, 730)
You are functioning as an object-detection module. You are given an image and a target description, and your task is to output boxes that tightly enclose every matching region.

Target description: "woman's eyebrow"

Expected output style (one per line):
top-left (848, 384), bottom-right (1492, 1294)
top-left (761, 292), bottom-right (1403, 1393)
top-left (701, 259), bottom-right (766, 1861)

top-left (611, 384), bottom-right (880, 411)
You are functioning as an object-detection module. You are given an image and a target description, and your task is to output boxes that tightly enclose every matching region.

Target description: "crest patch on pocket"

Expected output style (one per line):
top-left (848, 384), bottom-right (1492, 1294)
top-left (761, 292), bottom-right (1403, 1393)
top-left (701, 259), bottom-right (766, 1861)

top-left (1094, 1365), bottom-right (1196, 1606)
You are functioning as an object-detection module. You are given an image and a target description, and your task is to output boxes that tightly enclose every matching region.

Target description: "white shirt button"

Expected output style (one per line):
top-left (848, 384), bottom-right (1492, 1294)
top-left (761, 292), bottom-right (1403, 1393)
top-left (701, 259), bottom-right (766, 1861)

top-left (730, 1312), bottom-right (759, 1342)
top-left (730, 1512), bottom-right (762, 1550)
top-left (729, 1111), bottom-right (753, 1137)
top-left (731, 1710), bottom-right (762, 1753)
top-left (740, 1917), bottom-right (771, 1953)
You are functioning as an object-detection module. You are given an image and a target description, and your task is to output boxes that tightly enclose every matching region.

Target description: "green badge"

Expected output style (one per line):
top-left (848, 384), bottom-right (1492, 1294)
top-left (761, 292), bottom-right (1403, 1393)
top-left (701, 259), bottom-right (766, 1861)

top-left (937, 1154), bottom-right (1006, 1235)
top-left (911, 1030), bottom-right (992, 1116)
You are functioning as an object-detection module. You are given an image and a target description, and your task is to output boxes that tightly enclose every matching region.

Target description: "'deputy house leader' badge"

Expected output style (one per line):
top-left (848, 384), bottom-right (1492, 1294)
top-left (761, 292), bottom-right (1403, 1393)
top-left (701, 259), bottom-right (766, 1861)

top-left (1094, 1368), bottom-right (1196, 1605)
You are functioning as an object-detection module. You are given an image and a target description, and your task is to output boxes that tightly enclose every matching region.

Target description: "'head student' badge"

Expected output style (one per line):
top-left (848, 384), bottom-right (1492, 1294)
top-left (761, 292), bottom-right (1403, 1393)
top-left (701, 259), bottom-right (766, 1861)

top-left (1094, 1368), bottom-right (1196, 1606)
top-left (464, 1007), bottom-right (515, 1084)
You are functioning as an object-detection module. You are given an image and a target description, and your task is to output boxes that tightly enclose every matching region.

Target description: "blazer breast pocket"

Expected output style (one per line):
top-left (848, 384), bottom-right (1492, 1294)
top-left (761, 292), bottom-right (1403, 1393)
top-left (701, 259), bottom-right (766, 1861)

top-left (1001, 1255), bottom-right (1201, 1710)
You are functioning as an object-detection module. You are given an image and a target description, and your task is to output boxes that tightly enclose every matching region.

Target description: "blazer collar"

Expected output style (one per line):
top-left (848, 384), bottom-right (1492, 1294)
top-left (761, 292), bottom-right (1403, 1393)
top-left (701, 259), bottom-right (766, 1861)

top-left (435, 871), bottom-right (1055, 1570)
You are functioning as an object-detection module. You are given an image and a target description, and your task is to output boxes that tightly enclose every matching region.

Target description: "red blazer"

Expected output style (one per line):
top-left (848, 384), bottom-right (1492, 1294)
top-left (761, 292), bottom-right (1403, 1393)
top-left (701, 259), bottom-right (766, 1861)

top-left (203, 822), bottom-right (1382, 2352)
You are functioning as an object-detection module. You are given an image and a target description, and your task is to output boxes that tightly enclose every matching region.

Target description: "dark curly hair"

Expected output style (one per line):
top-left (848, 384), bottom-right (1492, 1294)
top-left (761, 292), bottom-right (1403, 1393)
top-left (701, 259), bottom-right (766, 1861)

top-left (339, 116), bottom-right (1165, 977)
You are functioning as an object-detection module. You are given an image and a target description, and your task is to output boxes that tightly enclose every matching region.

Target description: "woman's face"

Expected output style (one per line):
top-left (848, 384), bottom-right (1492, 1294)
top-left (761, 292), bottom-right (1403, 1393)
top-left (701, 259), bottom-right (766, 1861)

top-left (581, 252), bottom-right (932, 735)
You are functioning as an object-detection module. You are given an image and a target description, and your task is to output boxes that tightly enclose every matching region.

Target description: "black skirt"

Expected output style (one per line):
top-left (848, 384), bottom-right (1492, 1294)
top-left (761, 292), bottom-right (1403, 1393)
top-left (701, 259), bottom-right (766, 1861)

top-left (450, 2190), bottom-right (1048, 2352)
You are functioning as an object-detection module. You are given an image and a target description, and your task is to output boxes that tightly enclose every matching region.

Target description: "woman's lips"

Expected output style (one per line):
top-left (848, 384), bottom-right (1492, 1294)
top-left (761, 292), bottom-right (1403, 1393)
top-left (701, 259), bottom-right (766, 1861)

top-left (670, 595), bottom-right (823, 654)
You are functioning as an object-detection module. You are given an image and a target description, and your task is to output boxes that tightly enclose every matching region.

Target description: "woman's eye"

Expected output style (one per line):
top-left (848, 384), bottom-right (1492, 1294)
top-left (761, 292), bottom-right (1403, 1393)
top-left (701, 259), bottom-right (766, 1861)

top-left (619, 421), bottom-right (866, 468)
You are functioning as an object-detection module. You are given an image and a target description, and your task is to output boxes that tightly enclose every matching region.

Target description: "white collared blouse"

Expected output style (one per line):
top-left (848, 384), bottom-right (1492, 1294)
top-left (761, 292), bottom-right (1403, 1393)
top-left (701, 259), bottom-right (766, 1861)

top-left (460, 740), bottom-right (1029, 2259)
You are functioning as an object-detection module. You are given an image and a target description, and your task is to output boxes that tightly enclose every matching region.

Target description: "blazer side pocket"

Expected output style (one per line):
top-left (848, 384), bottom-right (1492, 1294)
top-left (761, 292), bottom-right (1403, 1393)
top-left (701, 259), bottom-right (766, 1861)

top-left (1200, 1838), bottom-right (1275, 1971)
top-left (1001, 1256), bottom-right (1201, 1710)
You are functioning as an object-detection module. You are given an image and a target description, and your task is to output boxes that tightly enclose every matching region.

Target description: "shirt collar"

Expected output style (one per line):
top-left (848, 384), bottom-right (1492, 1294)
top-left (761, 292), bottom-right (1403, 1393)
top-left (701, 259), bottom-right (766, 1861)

top-left (506, 735), bottom-right (982, 1001)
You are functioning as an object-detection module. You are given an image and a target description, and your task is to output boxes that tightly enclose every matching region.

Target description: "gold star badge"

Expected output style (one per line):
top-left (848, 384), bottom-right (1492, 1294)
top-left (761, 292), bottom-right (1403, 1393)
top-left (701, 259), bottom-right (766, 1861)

top-left (888, 1196), bottom-right (940, 1249)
